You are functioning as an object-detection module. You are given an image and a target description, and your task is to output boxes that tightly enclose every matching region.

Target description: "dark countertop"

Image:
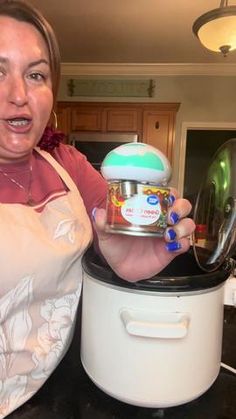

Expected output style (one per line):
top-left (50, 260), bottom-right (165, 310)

top-left (9, 305), bottom-right (236, 419)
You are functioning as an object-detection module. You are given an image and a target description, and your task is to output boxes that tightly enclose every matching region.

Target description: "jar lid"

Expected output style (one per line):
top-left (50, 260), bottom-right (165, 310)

top-left (193, 138), bottom-right (236, 272)
top-left (100, 142), bottom-right (172, 185)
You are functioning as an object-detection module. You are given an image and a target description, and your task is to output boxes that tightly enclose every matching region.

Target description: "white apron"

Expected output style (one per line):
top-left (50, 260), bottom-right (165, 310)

top-left (0, 148), bottom-right (92, 418)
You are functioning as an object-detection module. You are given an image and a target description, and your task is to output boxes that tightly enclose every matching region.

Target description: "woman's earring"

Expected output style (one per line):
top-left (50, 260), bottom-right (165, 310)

top-left (38, 110), bottom-right (65, 151)
top-left (50, 110), bottom-right (58, 130)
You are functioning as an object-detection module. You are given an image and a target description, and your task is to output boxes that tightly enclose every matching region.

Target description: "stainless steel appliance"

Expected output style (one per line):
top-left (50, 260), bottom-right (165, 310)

top-left (69, 132), bottom-right (138, 171)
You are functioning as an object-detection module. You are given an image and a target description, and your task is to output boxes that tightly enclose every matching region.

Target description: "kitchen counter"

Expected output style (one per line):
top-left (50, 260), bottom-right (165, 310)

top-left (9, 305), bottom-right (236, 419)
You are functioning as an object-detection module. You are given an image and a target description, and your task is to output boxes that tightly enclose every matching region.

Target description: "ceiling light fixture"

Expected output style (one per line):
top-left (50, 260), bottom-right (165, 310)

top-left (192, 0), bottom-right (236, 56)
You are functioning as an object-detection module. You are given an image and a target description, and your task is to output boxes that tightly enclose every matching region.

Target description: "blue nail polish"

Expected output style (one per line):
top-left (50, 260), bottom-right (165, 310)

top-left (168, 194), bottom-right (176, 206)
top-left (170, 211), bottom-right (179, 224)
top-left (166, 241), bottom-right (182, 252)
top-left (166, 229), bottom-right (177, 241)
top-left (91, 207), bottom-right (97, 221)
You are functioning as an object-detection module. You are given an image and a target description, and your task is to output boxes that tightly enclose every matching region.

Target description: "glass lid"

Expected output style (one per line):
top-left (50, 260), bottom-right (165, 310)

top-left (193, 138), bottom-right (236, 272)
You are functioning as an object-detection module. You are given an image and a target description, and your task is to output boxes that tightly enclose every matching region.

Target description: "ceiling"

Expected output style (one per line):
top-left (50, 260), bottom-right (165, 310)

top-left (29, 0), bottom-right (236, 74)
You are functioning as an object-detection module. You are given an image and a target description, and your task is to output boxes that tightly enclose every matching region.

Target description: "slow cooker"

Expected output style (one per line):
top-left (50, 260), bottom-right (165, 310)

top-left (80, 138), bottom-right (236, 408)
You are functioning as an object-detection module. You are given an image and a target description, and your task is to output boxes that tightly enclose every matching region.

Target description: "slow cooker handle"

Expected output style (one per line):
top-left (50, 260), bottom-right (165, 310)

top-left (120, 309), bottom-right (189, 339)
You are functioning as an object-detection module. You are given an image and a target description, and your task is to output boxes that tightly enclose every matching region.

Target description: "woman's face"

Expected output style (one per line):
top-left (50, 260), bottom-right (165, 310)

top-left (0, 16), bottom-right (53, 163)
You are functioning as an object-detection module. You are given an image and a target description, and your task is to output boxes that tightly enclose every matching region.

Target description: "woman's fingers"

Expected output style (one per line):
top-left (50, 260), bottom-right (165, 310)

top-left (165, 197), bottom-right (195, 252)
top-left (92, 207), bottom-right (111, 242)
top-left (165, 218), bottom-right (195, 242)
top-left (167, 198), bottom-right (193, 225)
top-left (169, 187), bottom-right (179, 200)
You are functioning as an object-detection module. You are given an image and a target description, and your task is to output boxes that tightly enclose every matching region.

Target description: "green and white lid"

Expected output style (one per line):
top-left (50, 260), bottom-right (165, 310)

top-left (101, 142), bottom-right (172, 185)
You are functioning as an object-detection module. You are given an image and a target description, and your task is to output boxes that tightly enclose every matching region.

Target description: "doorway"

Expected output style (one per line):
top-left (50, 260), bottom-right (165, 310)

top-left (183, 129), bottom-right (236, 209)
top-left (178, 122), bottom-right (236, 201)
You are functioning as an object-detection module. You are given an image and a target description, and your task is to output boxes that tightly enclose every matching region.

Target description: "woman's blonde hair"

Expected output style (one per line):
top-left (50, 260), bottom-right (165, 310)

top-left (0, 0), bottom-right (61, 106)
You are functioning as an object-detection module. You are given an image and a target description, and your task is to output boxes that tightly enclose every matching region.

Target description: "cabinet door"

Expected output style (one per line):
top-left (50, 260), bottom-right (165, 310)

top-left (106, 108), bottom-right (139, 132)
top-left (71, 106), bottom-right (103, 131)
top-left (142, 111), bottom-right (176, 162)
top-left (56, 104), bottom-right (71, 139)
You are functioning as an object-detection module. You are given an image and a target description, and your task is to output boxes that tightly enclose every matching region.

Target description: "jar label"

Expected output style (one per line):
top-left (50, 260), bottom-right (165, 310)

top-left (121, 195), bottom-right (161, 225)
top-left (105, 181), bottom-right (170, 236)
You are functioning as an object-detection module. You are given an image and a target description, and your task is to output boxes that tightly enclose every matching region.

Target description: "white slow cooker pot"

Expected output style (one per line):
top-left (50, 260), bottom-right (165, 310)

top-left (81, 139), bottom-right (236, 408)
top-left (81, 248), bottom-right (233, 408)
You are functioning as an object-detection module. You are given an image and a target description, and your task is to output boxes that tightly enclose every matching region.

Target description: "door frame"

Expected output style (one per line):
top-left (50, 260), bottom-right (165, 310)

top-left (178, 121), bottom-right (236, 197)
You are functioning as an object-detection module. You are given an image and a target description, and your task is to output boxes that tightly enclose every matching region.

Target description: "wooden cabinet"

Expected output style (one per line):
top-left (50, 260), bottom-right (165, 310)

top-left (56, 102), bottom-right (180, 163)
top-left (142, 110), bottom-right (176, 161)
top-left (71, 106), bottom-right (103, 131)
top-left (105, 108), bottom-right (140, 132)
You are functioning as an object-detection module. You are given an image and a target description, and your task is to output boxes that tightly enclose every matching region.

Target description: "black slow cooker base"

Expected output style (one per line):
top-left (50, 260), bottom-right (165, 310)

top-left (83, 246), bottom-right (230, 292)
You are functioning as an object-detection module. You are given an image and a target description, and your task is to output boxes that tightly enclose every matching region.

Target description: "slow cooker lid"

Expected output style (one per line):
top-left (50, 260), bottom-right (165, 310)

top-left (193, 138), bottom-right (236, 272)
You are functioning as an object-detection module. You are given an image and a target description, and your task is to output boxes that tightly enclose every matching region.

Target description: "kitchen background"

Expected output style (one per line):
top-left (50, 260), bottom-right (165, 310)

top-left (30, 0), bottom-right (236, 201)
top-left (57, 75), bottom-right (236, 200)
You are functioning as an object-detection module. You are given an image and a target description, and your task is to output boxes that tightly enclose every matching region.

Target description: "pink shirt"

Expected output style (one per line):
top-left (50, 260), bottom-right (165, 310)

top-left (0, 143), bottom-right (108, 222)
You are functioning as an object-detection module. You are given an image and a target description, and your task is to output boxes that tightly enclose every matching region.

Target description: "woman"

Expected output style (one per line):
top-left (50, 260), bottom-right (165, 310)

top-left (0, 1), bottom-right (195, 417)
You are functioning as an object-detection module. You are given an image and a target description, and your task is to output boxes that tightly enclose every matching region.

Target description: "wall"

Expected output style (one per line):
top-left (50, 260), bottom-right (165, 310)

top-left (58, 75), bottom-right (236, 190)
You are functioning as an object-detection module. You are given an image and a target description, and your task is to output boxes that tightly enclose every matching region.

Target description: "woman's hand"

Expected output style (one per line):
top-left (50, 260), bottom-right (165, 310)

top-left (92, 191), bottom-right (195, 282)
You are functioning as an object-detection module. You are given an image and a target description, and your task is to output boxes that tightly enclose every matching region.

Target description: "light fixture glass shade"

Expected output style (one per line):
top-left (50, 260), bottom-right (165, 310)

top-left (193, 6), bottom-right (236, 55)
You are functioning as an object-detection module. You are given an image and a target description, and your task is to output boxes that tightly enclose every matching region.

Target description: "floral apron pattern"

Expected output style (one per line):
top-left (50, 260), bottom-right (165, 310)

top-left (0, 148), bottom-right (92, 418)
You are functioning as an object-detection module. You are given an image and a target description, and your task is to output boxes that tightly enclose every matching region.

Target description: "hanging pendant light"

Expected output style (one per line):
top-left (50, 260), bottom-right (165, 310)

top-left (192, 0), bottom-right (236, 56)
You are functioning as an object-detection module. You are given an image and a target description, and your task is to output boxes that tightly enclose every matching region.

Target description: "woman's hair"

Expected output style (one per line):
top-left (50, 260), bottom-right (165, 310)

top-left (0, 0), bottom-right (61, 106)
